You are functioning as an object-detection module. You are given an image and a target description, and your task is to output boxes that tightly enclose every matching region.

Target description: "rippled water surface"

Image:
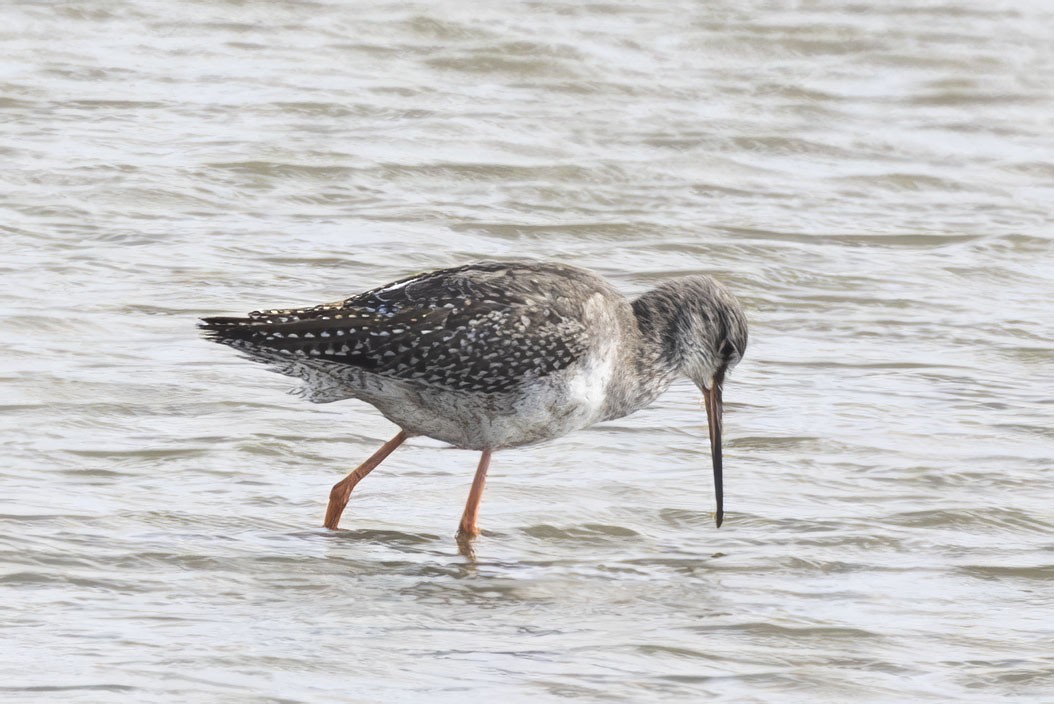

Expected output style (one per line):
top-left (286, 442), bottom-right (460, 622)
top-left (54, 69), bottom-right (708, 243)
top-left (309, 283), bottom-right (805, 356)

top-left (3, 1), bottom-right (1053, 701)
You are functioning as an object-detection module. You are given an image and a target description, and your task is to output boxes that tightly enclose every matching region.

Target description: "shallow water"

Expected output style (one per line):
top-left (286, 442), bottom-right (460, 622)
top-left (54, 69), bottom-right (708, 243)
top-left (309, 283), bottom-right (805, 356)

top-left (3, 0), bottom-right (1053, 701)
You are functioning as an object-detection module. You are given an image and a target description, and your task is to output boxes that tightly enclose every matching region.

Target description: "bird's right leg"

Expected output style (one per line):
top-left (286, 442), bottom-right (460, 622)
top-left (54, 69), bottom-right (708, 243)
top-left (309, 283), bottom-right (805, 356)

top-left (457, 449), bottom-right (492, 539)
top-left (324, 430), bottom-right (408, 530)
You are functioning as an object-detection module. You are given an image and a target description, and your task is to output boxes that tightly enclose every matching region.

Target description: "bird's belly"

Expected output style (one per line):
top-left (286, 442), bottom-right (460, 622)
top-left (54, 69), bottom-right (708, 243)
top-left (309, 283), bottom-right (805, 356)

top-left (366, 376), bottom-right (604, 451)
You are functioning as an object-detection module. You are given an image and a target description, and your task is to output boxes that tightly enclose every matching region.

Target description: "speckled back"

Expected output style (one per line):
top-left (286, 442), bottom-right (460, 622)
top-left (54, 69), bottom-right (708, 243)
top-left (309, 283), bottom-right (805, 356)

top-left (200, 262), bottom-right (612, 395)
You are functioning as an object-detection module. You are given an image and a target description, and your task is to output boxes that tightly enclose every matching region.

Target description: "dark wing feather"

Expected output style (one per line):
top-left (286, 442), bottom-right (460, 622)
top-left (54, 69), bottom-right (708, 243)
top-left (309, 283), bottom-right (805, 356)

top-left (200, 262), bottom-right (595, 394)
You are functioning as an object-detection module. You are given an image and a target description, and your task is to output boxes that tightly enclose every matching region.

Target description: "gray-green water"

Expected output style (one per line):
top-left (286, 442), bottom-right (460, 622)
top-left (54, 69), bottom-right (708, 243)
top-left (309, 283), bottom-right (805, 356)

top-left (3, 1), bottom-right (1053, 701)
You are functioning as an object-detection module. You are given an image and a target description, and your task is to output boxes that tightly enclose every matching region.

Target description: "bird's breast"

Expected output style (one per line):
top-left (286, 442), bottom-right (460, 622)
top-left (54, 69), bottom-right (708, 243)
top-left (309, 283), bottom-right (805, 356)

top-left (359, 352), bottom-right (614, 451)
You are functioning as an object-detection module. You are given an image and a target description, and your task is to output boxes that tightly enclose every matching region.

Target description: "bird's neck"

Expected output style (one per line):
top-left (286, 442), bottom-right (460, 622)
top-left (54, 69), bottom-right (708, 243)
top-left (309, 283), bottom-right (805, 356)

top-left (598, 292), bottom-right (682, 421)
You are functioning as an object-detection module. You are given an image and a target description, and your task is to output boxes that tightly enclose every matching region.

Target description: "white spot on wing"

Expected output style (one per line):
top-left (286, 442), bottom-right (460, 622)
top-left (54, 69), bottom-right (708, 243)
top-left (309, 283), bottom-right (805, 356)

top-left (376, 275), bottom-right (424, 296)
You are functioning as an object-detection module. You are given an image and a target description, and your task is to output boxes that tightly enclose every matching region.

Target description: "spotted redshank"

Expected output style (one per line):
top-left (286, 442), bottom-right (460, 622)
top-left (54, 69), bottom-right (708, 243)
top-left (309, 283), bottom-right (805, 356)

top-left (200, 261), bottom-right (747, 539)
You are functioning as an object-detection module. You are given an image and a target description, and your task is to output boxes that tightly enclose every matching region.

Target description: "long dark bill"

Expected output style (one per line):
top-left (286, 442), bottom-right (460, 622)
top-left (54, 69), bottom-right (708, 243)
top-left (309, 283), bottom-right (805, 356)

top-left (703, 367), bottom-right (726, 527)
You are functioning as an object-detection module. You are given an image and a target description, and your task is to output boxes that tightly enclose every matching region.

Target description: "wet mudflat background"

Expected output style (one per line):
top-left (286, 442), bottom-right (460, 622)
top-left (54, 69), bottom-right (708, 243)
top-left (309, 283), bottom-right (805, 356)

top-left (2, 1), bottom-right (1053, 701)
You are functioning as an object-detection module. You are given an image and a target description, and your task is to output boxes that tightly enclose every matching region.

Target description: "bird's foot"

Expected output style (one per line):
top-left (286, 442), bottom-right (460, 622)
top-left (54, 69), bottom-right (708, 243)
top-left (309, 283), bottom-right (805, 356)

top-left (455, 528), bottom-right (480, 559)
top-left (323, 479), bottom-right (353, 530)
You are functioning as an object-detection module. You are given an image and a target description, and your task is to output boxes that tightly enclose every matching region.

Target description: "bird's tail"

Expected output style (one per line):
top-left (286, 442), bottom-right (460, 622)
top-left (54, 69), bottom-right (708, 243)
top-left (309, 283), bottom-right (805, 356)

top-left (198, 315), bottom-right (259, 346)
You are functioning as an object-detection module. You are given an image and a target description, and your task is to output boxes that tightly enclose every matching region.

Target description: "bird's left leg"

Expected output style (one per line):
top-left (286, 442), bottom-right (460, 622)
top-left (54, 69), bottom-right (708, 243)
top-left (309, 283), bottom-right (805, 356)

top-left (457, 449), bottom-right (492, 539)
top-left (324, 430), bottom-right (408, 530)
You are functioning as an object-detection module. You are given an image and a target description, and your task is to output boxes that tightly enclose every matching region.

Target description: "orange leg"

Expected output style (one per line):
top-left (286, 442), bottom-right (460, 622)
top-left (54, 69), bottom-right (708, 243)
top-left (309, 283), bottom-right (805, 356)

top-left (324, 430), bottom-right (408, 530)
top-left (457, 449), bottom-right (492, 538)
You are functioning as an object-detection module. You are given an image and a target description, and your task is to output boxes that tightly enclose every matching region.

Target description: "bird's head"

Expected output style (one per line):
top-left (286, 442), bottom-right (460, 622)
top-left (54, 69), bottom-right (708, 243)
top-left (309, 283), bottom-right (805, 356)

top-left (633, 275), bottom-right (748, 527)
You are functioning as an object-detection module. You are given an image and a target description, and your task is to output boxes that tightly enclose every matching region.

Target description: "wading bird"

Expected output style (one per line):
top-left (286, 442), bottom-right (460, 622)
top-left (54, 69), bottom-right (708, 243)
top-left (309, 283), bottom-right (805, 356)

top-left (200, 261), bottom-right (747, 541)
